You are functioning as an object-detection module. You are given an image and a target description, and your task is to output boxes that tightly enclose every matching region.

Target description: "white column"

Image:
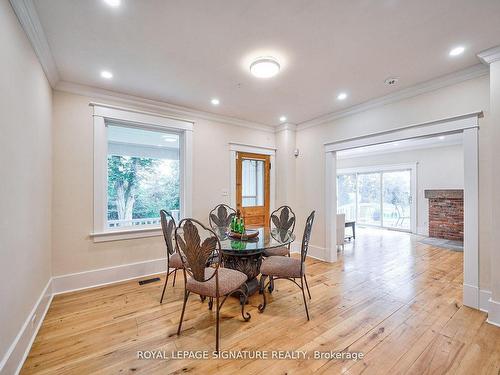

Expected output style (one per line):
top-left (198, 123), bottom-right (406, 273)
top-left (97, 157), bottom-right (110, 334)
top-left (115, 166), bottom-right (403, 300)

top-left (275, 123), bottom-right (297, 207)
top-left (463, 127), bottom-right (479, 309)
top-left (325, 151), bottom-right (338, 262)
top-left (478, 46), bottom-right (500, 325)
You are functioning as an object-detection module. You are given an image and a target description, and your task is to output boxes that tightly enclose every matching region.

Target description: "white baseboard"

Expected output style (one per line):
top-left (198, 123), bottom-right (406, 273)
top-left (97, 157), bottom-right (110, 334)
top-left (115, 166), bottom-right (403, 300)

top-left (0, 279), bottom-right (53, 375)
top-left (463, 283), bottom-right (479, 309)
top-left (416, 226), bottom-right (429, 236)
top-left (291, 243), bottom-right (328, 262)
top-left (479, 289), bottom-right (492, 312)
top-left (52, 258), bottom-right (167, 295)
top-left (487, 297), bottom-right (500, 327)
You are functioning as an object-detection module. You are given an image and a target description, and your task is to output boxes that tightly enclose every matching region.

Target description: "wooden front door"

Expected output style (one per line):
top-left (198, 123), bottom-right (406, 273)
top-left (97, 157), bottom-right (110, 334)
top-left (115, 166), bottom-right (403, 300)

top-left (236, 152), bottom-right (271, 227)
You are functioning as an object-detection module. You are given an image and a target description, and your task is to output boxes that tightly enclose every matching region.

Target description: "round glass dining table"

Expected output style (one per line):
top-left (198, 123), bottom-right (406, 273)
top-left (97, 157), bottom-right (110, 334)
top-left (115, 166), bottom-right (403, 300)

top-left (217, 227), bottom-right (295, 299)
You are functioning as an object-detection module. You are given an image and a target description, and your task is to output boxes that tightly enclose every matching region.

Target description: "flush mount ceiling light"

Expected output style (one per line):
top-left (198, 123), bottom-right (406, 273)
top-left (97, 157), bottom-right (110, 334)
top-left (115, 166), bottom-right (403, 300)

top-left (279, 116), bottom-right (287, 122)
top-left (103, 0), bottom-right (121, 7)
top-left (250, 57), bottom-right (280, 78)
top-left (449, 46), bottom-right (465, 57)
top-left (100, 70), bottom-right (113, 79)
top-left (211, 98), bottom-right (220, 105)
top-left (337, 92), bottom-right (348, 101)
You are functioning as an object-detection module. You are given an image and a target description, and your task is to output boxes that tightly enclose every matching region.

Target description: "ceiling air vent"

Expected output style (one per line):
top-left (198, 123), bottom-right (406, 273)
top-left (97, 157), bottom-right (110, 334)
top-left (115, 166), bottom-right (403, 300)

top-left (384, 77), bottom-right (399, 86)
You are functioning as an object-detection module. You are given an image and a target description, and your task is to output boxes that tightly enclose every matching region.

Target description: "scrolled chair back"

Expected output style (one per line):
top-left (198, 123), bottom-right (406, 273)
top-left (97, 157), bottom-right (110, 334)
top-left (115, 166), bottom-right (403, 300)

top-left (270, 205), bottom-right (296, 233)
top-left (300, 211), bottom-right (315, 270)
top-left (175, 218), bottom-right (221, 282)
top-left (209, 204), bottom-right (236, 237)
top-left (270, 205), bottom-right (296, 242)
top-left (160, 210), bottom-right (176, 256)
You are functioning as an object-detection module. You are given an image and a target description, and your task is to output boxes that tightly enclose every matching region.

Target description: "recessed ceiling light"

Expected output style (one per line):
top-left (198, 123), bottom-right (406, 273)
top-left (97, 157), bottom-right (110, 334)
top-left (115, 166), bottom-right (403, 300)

top-left (103, 0), bottom-right (121, 7)
top-left (439, 136), bottom-right (445, 140)
top-left (250, 57), bottom-right (280, 78)
top-left (100, 70), bottom-right (113, 79)
top-left (279, 116), bottom-right (287, 122)
top-left (211, 98), bottom-right (220, 105)
top-left (337, 92), bottom-right (348, 101)
top-left (449, 46), bottom-right (465, 57)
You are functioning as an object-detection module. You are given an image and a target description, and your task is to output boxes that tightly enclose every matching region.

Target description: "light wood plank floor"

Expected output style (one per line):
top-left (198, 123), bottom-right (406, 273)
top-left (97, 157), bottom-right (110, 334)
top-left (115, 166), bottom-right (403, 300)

top-left (22, 228), bottom-right (500, 374)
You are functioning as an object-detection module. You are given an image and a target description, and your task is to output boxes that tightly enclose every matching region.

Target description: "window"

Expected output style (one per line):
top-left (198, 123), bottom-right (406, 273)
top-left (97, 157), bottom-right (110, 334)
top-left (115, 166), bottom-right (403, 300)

top-left (337, 164), bottom-right (415, 232)
top-left (92, 104), bottom-right (192, 241)
top-left (106, 124), bottom-right (181, 228)
top-left (241, 159), bottom-right (264, 207)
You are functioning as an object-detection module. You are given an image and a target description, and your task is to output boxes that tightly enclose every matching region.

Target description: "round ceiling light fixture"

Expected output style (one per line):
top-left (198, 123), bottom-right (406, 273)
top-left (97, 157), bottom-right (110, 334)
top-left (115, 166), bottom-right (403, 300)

top-left (250, 57), bottom-right (280, 78)
top-left (103, 0), bottom-right (121, 7)
top-left (279, 116), bottom-right (287, 122)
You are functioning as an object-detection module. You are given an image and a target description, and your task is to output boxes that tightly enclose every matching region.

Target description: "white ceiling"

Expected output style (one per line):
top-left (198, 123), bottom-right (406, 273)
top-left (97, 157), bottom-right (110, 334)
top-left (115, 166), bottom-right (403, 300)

top-left (33, 0), bottom-right (500, 126)
top-left (337, 133), bottom-right (463, 159)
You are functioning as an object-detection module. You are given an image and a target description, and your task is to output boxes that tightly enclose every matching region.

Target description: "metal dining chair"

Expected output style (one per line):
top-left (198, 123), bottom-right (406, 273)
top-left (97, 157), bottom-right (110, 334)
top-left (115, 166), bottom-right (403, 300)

top-left (258, 210), bottom-right (315, 320)
top-left (264, 205), bottom-right (296, 257)
top-left (175, 218), bottom-right (251, 351)
top-left (159, 210), bottom-right (184, 303)
top-left (208, 204), bottom-right (237, 238)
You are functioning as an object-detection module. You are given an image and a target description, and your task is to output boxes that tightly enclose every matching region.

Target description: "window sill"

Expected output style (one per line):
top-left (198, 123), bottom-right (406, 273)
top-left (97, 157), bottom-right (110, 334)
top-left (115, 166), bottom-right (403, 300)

top-left (90, 226), bottom-right (163, 243)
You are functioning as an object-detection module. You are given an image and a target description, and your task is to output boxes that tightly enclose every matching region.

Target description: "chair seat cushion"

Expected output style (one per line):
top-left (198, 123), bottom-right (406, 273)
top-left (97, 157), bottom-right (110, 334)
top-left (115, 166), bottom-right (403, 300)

top-left (260, 256), bottom-right (303, 278)
top-left (169, 252), bottom-right (184, 269)
top-left (264, 246), bottom-right (289, 257)
top-left (186, 267), bottom-right (247, 297)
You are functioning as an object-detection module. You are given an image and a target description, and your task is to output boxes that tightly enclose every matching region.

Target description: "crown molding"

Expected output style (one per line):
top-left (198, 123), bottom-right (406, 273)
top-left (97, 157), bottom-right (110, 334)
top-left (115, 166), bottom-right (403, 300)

top-left (297, 64), bottom-right (488, 131)
top-left (477, 46), bottom-right (500, 65)
top-left (9, 0), bottom-right (59, 86)
top-left (275, 123), bottom-right (297, 132)
top-left (55, 81), bottom-right (275, 133)
top-left (337, 135), bottom-right (463, 160)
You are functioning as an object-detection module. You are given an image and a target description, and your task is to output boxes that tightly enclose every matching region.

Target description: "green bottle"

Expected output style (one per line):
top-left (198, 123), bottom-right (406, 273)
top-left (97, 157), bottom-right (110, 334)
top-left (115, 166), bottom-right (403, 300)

top-left (241, 218), bottom-right (245, 234)
top-left (230, 217), bottom-right (235, 232)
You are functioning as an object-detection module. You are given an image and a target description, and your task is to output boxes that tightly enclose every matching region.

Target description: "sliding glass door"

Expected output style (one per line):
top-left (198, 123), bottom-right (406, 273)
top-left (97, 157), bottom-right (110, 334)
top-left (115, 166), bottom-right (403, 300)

top-left (337, 168), bottom-right (413, 232)
top-left (382, 171), bottom-right (411, 230)
top-left (357, 173), bottom-right (381, 226)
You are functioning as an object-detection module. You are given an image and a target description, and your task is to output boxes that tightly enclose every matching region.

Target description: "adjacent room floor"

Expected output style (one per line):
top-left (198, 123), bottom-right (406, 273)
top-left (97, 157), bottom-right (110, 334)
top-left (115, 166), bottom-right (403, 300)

top-left (21, 229), bottom-right (500, 374)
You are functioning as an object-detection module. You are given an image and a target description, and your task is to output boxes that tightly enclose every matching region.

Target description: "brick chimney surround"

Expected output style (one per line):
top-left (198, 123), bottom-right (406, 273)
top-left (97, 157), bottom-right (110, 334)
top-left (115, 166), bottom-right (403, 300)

top-left (424, 189), bottom-right (464, 241)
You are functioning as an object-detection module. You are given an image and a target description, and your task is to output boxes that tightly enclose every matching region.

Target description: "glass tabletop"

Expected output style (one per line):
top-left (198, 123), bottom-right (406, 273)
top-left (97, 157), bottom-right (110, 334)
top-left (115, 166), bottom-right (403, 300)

top-left (218, 227), bottom-right (295, 255)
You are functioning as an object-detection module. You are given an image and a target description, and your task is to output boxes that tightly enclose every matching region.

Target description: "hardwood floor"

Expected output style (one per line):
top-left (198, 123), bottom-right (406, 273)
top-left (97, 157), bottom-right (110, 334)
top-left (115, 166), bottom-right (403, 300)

top-left (21, 228), bottom-right (500, 374)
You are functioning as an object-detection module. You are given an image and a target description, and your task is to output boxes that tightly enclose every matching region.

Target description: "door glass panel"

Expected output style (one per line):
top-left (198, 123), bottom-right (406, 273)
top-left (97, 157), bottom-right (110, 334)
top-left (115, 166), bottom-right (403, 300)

top-left (337, 174), bottom-right (356, 222)
top-left (242, 159), bottom-right (264, 207)
top-left (382, 170), bottom-right (411, 230)
top-left (357, 173), bottom-right (381, 226)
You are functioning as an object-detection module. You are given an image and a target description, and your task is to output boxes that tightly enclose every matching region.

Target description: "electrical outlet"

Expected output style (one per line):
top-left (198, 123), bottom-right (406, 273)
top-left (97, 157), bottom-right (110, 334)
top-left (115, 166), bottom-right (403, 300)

top-left (221, 189), bottom-right (229, 197)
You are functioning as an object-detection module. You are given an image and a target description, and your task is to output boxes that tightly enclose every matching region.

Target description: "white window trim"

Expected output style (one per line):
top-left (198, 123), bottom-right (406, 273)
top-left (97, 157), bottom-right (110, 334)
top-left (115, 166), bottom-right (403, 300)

top-left (228, 143), bottom-right (276, 214)
top-left (90, 103), bottom-right (193, 242)
top-left (337, 163), bottom-right (418, 234)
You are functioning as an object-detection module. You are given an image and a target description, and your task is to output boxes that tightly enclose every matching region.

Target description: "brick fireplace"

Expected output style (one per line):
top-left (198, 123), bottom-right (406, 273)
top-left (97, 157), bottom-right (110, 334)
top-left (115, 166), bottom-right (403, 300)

top-left (424, 189), bottom-right (464, 241)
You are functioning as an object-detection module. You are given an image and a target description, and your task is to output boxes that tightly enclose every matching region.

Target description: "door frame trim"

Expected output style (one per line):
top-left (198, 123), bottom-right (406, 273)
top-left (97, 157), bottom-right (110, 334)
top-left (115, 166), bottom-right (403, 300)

top-left (324, 111), bottom-right (481, 310)
top-left (229, 143), bottom-right (276, 216)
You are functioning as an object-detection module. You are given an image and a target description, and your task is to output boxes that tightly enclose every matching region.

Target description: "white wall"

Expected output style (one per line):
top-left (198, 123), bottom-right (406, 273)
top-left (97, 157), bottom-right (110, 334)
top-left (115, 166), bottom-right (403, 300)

top-left (295, 74), bottom-right (492, 289)
top-left (51, 90), bottom-right (275, 276)
top-left (0, 0), bottom-right (53, 369)
top-left (337, 144), bottom-right (464, 236)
